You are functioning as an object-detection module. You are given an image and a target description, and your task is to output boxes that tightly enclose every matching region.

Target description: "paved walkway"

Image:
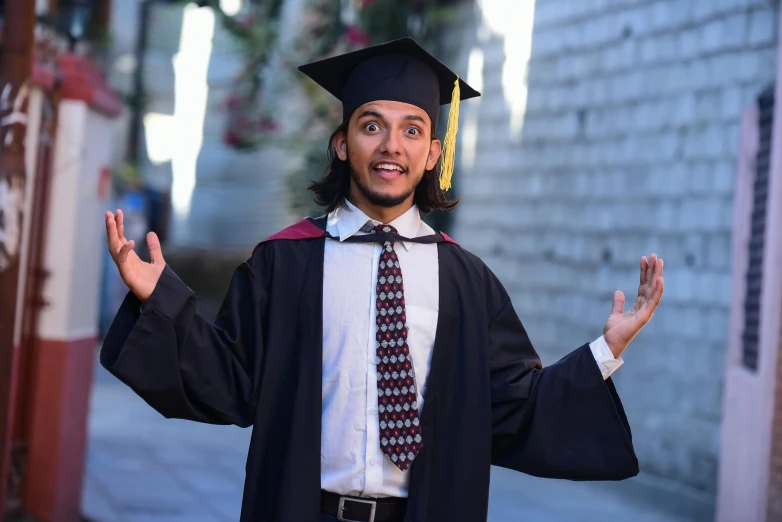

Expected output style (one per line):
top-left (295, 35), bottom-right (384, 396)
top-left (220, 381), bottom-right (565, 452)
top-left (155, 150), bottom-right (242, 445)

top-left (83, 351), bottom-right (715, 522)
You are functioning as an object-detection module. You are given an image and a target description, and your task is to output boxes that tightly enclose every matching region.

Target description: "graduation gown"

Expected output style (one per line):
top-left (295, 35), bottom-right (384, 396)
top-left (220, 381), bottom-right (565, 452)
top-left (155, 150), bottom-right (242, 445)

top-left (101, 217), bottom-right (638, 522)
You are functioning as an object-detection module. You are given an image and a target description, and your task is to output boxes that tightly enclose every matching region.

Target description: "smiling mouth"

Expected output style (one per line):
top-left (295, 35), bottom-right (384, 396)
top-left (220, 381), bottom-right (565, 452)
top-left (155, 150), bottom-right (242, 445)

top-left (372, 163), bottom-right (407, 179)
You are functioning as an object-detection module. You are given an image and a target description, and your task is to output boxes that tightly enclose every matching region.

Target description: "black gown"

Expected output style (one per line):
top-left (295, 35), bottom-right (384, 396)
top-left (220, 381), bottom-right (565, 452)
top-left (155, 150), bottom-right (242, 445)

top-left (101, 217), bottom-right (638, 522)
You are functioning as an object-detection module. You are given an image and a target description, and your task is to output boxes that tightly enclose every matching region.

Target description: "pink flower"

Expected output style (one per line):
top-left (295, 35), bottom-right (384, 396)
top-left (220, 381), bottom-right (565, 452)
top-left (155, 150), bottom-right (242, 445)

top-left (345, 25), bottom-right (371, 47)
top-left (259, 116), bottom-right (278, 132)
top-left (223, 129), bottom-right (241, 146)
top-left (224, 94), bottom-right (243, 110)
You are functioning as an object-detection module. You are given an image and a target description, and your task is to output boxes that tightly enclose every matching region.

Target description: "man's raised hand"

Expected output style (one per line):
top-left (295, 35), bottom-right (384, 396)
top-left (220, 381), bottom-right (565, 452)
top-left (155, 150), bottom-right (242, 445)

top-left (603, 253), bottom-right (665, 358)
top-left (105, 209), bottom-right (166, 304)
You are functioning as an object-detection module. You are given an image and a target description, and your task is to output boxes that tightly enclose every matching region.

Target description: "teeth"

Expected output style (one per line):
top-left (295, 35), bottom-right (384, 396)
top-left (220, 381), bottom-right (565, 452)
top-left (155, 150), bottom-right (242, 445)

top-left (376, 164), bottom-right (403, 172)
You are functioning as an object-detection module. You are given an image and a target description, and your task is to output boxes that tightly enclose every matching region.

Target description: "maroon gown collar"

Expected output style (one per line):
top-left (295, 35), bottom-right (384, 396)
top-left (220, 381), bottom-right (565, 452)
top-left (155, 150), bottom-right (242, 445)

top-left (256, 216), bottom-right (459, 252)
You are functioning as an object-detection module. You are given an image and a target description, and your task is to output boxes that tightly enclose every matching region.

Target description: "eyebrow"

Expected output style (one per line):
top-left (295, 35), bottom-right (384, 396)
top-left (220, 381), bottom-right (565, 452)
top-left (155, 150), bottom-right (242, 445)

top-left (357, 110), bottom-right (428, 126)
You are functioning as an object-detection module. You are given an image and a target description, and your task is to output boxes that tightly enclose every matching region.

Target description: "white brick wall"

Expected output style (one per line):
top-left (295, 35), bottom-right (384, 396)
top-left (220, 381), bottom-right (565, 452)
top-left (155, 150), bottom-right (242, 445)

top-left (138, 3), bottom-right (297, 255)
top-left (447, 0), bottom-right (779, 494)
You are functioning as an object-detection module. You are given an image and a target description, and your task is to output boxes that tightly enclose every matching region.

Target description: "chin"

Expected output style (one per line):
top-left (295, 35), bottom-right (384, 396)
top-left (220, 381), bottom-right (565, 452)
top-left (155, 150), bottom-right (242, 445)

top-left (364, 187), bottom-right (414, 208)
top-left (350, 165), bottom-right (416, 208)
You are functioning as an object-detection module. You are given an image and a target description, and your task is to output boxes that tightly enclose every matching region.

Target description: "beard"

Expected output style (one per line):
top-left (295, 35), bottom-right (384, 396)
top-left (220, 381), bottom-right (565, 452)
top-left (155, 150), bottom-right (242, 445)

top-left (349, 162), bottom-right (420, 208)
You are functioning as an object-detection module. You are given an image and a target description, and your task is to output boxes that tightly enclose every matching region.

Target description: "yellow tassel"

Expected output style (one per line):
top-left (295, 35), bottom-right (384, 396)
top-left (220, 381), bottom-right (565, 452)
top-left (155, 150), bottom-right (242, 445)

top-left (439, 77), bottom-right (460, 191)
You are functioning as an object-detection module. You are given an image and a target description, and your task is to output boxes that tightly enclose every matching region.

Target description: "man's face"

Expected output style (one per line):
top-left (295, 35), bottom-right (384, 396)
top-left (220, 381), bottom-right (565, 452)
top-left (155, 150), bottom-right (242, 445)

top-left (334, 100), bottom-right (442, 209)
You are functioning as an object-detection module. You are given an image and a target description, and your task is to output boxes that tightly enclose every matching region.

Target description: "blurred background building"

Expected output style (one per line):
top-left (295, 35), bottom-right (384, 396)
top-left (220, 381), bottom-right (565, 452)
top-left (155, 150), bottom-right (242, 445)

top-left (3, 0), bottom-right (782, 521)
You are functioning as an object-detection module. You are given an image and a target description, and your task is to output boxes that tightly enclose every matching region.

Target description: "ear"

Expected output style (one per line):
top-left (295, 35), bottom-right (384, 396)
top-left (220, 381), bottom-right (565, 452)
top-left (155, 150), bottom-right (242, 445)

top-left (334, 127), bottom-right (348, 161)
top-left (426, 138), bottom-right (442, 171)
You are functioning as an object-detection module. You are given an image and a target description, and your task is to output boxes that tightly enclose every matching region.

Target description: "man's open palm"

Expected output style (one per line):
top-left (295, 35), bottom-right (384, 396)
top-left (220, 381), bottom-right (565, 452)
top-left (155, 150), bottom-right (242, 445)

top-left (105, 209), bottom-right (165, 304)
top-left (603, 253), bottom-right (665, 358)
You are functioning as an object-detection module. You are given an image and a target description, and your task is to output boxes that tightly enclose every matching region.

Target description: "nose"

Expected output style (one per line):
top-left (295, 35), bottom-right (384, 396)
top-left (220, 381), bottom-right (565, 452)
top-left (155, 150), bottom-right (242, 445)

top-left (379, 128), bottom-right (403, 156)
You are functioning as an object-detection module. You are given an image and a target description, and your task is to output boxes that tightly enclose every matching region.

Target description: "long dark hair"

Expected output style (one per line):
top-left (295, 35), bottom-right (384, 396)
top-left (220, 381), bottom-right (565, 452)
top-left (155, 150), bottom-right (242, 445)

top-left (307, 121), bottom-right (460, 215)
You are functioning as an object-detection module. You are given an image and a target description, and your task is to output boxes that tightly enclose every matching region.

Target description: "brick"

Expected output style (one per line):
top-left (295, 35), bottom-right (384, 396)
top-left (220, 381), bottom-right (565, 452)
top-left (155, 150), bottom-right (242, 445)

top-left (582, 16), bottom-right (606, 48)
top-left (712, 159), bottom-right (736, 194)
top-left (694, 270), bottom-right (721, 304)
top-left (687, 162), bottom-right (712, 195)
top-left (682, 233), bottom-right (706, 266)
top-left (665, 269), bottom-right (692, 304)
top-left (679, 28), bottom-right (700, 60)
top-left (692, 0), bottom-right (751, 22)
top-left (671, 94), bottom-right (696, 126)
top-left (718, 196), bottom-right (735, 231)
top-left (715, 271), bottom-right (733, 304)
top-left (587, 77), bottom-right (611, 105)
top-left (722, 122), bottom-right (741, 157)
top-left (681, 197), bottom-right (723, 231)
top-left (738, 50), bottom-right (762, 81)
top-left (602, 39), bottom-right (635, 72)
top-left (737, 48), bottom-right (776, 82)
top-left (723, 12), bottom-right (749, 49)
top-left (699, 18), bottom-right (728, 54)
top-left (647, 1), bottom-right (674, 33)
top-left (561, 23), bottom-right (584, 53)
top-left (748, 9), bottom-right (776, 46)
top-left (640, 35), bottom-right (675, 65)
top-left (655, 200), bottom-right (680, 231)
top-left (688, 59), bottom-right (711, 90)
top-left (720, 86), bottom-right (743, 120)
top-left (709, 52), bottom-right (745, 86)
top-left (533, 1), bottom-right (556, 27)
top-left (683, 304), bottom-right (703, 338)
top-left (705, 232), bottom-right (732, 269)
top-left (720, 0), bottom-right (767, 12)
top-left (695, 90), bottom-right (721, 123)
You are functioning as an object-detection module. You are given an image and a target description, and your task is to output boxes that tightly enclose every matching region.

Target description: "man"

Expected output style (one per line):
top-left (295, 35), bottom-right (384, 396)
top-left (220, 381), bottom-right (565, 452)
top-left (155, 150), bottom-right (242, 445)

top-left (102, 38), bottom-right (664, 522)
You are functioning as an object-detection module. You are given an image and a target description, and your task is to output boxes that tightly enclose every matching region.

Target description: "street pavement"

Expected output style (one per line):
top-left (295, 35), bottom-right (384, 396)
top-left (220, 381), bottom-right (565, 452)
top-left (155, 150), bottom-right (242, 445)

top-left (83, 350), bottom-right (715, 522)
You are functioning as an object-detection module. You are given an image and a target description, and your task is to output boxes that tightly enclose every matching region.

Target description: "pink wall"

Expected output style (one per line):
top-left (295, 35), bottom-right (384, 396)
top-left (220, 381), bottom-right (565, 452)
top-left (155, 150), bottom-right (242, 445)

top-left (717, 9), bottom-right (782, 521)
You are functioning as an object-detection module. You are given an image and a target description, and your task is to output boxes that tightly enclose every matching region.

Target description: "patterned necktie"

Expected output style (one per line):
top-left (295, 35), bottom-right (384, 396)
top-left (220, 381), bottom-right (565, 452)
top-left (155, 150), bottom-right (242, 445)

top-left (370, 223), bottom-right (423, 471)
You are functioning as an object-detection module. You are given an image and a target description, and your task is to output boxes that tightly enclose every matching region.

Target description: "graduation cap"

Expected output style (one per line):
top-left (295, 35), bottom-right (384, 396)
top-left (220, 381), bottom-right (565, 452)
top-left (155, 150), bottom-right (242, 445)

top-left (298, 37), bottom-right (481, 191)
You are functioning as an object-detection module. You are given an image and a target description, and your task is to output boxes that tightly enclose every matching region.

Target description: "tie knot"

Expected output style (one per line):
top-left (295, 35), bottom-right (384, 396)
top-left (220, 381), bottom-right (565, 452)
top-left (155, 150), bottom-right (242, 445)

top-left (372, 223), bottom-right (398, 235)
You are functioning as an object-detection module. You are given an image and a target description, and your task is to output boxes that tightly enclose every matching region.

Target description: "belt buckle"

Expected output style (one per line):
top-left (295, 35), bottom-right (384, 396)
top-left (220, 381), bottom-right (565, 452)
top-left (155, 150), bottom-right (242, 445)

top-left (337, 496), bottom-right (377, 522)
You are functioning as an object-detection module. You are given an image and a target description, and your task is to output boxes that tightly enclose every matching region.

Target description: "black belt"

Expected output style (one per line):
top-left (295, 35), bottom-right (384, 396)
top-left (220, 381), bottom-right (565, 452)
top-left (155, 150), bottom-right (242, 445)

top-left (321, 490), bottom-right (407, 522)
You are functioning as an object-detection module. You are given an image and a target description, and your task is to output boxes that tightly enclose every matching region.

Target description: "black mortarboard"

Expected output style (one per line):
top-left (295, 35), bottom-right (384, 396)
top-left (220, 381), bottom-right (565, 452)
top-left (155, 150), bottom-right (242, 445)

top-left (298, 37), bottom-right (481, 191)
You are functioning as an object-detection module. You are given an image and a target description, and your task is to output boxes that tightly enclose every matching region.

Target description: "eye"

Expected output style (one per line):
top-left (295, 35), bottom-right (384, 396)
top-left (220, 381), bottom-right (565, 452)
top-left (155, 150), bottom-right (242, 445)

top-left (406, 127), bottom-right (420, 136)
top-left (365, 123), bottom-right (380, 132)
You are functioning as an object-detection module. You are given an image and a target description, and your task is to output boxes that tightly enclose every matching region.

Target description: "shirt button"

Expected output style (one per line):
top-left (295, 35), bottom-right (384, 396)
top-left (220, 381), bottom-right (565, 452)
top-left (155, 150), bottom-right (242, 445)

top-left (369, 407), bottom-right (378, 415)
top-left (370, 458), bottom-right (377, 466)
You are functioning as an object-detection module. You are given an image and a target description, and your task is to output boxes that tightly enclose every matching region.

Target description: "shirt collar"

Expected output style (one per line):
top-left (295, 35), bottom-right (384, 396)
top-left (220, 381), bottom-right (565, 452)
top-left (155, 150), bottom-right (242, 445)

top-left (325, 200), bottom-right (430, 251)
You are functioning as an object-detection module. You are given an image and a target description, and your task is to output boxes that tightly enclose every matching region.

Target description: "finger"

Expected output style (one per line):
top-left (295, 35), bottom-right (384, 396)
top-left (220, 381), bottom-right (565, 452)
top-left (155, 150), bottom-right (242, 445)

top-left (147, 232), bottom-right (165, 264)
top-left (640, 256), bottom-right (647, 285)
top-left (105, 212), bottom-right (122, 254)
top-left (653, 276), bottom-right (664, 304)
top-left (656, 257), bottom-right (664, 278)
top-left (611, 290), bottom-right (625, 315)
top-left (117, 239), bottom-right (135, 264)
top-left (116, 209), bottom-right (126, 242)
top-left (645, 253), bottom-right (657, 285)
top-left (638, 277), bottom-right (665, 321)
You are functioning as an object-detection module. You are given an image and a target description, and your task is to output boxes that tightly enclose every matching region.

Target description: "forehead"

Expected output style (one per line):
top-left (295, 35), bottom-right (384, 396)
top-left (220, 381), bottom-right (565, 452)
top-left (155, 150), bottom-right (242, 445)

top-left (353, 100), bottom-right (432, 125)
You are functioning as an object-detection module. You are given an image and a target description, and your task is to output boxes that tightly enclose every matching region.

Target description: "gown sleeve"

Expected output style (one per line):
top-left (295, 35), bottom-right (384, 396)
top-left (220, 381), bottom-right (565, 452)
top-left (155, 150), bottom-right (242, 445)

top-left (489, 296), bottom-right (639, 480)
top-left (100, 261), bottom-right (265, 427)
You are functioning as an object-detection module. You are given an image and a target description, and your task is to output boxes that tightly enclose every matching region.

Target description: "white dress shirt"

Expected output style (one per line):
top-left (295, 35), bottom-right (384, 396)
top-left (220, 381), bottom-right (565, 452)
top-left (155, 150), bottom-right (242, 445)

top-left (320, 201), bottom-right (623, 498)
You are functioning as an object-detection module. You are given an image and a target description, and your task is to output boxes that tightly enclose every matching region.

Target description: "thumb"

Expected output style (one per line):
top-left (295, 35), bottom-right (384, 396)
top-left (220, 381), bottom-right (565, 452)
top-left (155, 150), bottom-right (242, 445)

top-left (147, 231), bottom-right (165, 264)
top-left (611, 290), bottom-right (625, 315)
